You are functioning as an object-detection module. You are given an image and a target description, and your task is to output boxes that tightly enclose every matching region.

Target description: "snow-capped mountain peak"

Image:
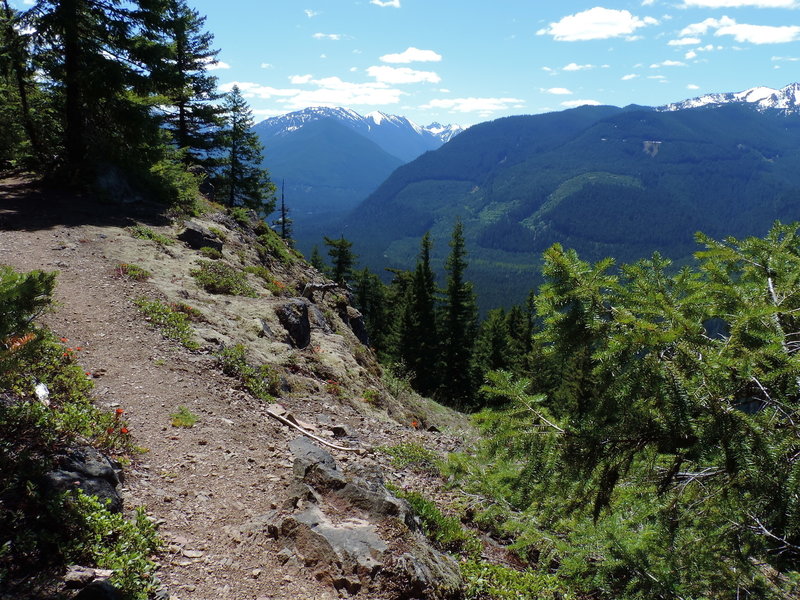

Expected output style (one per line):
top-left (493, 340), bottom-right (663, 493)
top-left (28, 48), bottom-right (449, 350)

top-left (660, 82), bottom-right (800, 114)
top-left (254, 106), bottom-right (464, 162)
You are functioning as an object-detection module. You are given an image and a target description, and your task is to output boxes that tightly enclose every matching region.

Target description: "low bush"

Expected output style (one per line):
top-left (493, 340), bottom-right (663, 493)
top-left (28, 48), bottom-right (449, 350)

top-left (190, 260), bottom-right (256, 296)
top-left (134, 297), bottom-right (199, 350)
top-left (218, 344), bottom-right (280, 400)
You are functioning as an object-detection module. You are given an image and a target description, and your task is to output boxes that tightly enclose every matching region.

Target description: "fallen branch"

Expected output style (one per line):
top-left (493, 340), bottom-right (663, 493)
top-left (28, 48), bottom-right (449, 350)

top-left (265, 408), bottom-right (364, 452)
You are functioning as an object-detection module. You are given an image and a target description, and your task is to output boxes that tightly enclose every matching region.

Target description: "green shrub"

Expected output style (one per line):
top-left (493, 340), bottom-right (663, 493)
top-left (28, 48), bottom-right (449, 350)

top-left (378, 442), bottom-right (439, 471)
top-left (198, 246), bottom-right (223, 260)
top-left (256, 231), bottom-right (294, 265)
top-left (147, 147), bottom-right (201, 216)
top-left (128, 225), bottom-right (173, 246)
top-left (392, 488), bottom-right (482, 557)
top-left (134, 297), bottom-right (199, 350)
top-left (228, 206), bottom-right (252, 228)
top-left (1, 266), bottom-right (157, 599)
top-left (114, 263), bottom-right (151, 281)
top-left (218, 344), bottom-right (280, 400)
top-left (190, 260), bottom-right (256, 296)
top-left (170, 405), bottom-right (198, 428)
top-left (60, 492), bottom-right (161, 599)
top-left (461, 560), bottom-right (575, 600)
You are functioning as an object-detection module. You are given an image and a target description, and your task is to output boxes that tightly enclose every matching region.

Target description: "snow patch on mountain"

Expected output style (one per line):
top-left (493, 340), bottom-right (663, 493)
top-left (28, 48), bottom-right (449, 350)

top-left (254, 107), bottom-right (465, 163)
top-left (660, 82), bottom-right (800, 114)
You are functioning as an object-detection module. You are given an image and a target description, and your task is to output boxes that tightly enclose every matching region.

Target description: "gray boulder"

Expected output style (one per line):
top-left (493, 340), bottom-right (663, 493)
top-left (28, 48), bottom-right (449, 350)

top-left (276, 299), bottom-right (311, 349)
top-left (178, 221), bottom-right (223, 251)
top-left (266, 437), bottom-right (462, 599)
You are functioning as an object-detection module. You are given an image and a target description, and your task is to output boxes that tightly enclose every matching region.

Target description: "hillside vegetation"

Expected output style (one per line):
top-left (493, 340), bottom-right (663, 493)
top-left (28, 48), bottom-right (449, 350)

top-left (342, 103), bottom-right (800, 310)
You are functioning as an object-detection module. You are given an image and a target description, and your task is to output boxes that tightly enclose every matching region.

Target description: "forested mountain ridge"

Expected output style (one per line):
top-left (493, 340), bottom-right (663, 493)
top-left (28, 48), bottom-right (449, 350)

top-left (253, 107), bottom-right (464, 233)
top-left (340, 96), bottom-right (800, 311)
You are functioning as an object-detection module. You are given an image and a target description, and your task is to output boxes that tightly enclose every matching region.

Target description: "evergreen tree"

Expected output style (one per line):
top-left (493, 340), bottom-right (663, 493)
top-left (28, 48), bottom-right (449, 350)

top-left (398, 233), bottom-right (440, 396)
top-left (0, 1), bottom-right (44, 164)
top-left (216, 84), bottom-right (275, 213)
top-left (274, 179), bottom-right (294, 248)
top-left (440, 220), bottom-right (478, 408)
top-left (28, 0), bottom-right (164, 176)
top-left (353, 267), bottom-right (391, 356)
top-left (473, 307), bottom-right (511, 401)
top-left (309, 245), bottom-right (327, 274)
top-left (323, 235), bottom-right (356, 285)
top-left (153, 0), bottom-right (223, 166)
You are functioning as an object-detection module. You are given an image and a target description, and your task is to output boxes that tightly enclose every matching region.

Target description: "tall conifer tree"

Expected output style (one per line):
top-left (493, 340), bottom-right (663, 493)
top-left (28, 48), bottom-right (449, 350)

top-left (153, 0), bottom-right (222, 166)
top-left (216, 84), bottom-right (275, 212)
top-left (440, 220), bottom-right (478, 408)
top-left (399, 232), bottom-right (440, 396)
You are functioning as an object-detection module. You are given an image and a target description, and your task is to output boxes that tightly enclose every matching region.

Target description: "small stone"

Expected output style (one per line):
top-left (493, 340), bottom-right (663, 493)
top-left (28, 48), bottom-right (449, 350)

top-left (182, 549), bottom-right (204, 558)
top-left (252, 568), bottom-right (262, 578)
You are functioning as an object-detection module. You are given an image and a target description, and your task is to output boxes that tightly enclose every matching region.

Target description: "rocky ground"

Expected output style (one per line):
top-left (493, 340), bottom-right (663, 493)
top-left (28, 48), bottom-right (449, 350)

top-left (0, 176), bottom-right (472, 600)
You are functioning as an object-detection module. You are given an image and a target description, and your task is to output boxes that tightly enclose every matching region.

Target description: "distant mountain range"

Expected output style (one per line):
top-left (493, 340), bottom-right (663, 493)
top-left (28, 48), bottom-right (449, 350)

top-left (660, 82), bottom-right (800, 113)
top-left (253, 107), bottom-right (464, 224)
top-left (336, 83), bottom-right (800, 312)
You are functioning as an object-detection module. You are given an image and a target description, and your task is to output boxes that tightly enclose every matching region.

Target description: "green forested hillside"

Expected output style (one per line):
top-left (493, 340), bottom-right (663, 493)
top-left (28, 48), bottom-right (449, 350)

top-left (341, 103), bottom-right (800, 311)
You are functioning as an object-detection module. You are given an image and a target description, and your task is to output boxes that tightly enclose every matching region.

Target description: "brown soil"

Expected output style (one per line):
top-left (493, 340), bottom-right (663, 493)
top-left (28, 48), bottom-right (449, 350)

top-left (0, 176), bottom-right (469, 600)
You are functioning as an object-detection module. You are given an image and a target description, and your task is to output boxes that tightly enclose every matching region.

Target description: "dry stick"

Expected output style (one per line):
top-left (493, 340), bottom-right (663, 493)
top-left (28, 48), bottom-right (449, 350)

top-left (265, 408), bottom-right (364, 452)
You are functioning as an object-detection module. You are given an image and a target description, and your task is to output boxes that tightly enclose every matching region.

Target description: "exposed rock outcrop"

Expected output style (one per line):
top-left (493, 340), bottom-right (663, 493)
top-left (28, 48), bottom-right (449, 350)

top-left (262, 437), bottom-right (462, 599)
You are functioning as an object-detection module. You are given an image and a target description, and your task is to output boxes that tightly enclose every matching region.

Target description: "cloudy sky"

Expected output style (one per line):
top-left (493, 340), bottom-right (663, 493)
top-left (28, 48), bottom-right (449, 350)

top-left (23, 0), bottom-right (800, 126)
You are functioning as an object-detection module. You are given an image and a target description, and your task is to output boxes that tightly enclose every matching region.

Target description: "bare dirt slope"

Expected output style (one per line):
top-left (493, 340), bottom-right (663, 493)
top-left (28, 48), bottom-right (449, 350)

top-left (0, 176), bottom-right (468, 600)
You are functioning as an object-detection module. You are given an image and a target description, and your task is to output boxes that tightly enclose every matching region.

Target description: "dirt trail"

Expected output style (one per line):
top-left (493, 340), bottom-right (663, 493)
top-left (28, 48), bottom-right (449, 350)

top-left (0, 176), bottom-right (348, 599)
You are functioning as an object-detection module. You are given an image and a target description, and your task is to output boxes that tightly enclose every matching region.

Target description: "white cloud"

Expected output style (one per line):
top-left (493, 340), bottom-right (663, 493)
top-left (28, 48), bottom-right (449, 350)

top-left (681, 16), bottom-right (800, 44)
top-left (685, 50), bottom-right (698, 58)
top-left (206, 60), bottom-right (231, 70)
top-left (642, 0), bottom-right (656, 5)
top-left (260, 63), bottom-right (274, 69)
top-left (313, 33), bottom-right (342, 40)
top-left (380, 47), bottom-right (442, 63)
top-left (687, 84), bottom-right (700, 89)
top-left (668, 37), bottom-right (701, 45)
top-left (421, 97), bottom-right (525, 114)
top-left (772, 55), bottom-right (800, 61)
top-left (717, 22), bottom-right (800, 43)
top-left (648, 74), bottom-right (667, 79)
top-left (621, 73), bottom-right (639, 80)
top-left (371, 0), bottom-right (400, 6)
top-left (289, 74), bottom-right (314, 84)
top-left (219, 81), bottom-right (299, 98)
top-left (537, 7), bottom-right (658, 41)
top-left (682, 0), bottom-right (797, 7)
top-left (563, 62), bottom-right (594, 71)
top-left (304, 9), bottom-right (319, 18)
top-left (561, 99), bottom-right (602, 107)
top-left (650, 59), bottom-right (687, 67)
top-left (680, 17), bottom-right (733, 36)
top-left (366, 65), bottom-right (441, 84)
top-left (544, 87), bottom-right (574, 94)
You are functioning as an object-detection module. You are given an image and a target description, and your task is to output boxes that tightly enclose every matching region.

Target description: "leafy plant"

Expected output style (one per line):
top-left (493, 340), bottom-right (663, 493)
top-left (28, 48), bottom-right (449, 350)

top-left (218, 344), bottom-right (280, 399)
top-left (198, 246), bottom-right (223, 259)
top-left (391, 487), bottom-right (481, 557)
top-left (461, 560), bottom-right (575, 600)
top-left (134, 297), bottom-right (199, 350)
top-left (190, 260), bottom-right (256, 296)
top-left (243, 265), bottom-right (290, 295)
top-left (128, 225), bottom-right (173, 246)
top-left (170, 405), bottom-right (198, 428)
top-left (256, 231), bottom-right (294, 265)
top-left (378, 442), bottom-right (439, 471)
top-left (114, 263), bottom-right (151, 281)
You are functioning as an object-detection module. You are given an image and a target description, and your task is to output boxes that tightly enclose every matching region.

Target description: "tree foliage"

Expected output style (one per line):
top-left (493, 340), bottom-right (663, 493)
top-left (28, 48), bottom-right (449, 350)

top-left (462, 222), bottom-right (800, 598)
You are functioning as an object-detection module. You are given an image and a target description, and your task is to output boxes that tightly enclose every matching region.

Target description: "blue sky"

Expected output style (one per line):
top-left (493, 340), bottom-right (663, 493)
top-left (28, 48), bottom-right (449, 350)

top-left (18, 0), bottom-right (800, 126)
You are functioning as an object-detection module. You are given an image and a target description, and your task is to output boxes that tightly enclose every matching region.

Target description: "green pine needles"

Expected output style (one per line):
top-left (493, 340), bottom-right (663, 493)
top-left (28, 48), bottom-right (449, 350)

top-left (453, 222), bottom-right (800, 599)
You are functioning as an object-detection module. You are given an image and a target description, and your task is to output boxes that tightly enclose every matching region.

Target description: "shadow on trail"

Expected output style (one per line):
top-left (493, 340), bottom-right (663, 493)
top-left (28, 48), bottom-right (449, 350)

top-left (0, 175), bottom-right (172, 233)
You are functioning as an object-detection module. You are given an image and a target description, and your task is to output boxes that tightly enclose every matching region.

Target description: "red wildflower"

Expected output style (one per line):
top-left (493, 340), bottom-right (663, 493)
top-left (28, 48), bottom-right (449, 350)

top-left (411, 420), bottom-right (419, 429)
top-left (107, 427), bottom-right (115, 434)
top-left (120, 427), bottom-right (129, 434)
top-left (60, 337), bottom-right (68, 343)
top-left (115, 408), bottom-right (124, 415)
